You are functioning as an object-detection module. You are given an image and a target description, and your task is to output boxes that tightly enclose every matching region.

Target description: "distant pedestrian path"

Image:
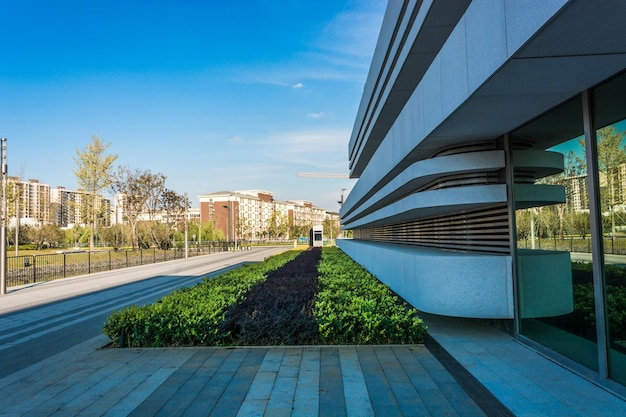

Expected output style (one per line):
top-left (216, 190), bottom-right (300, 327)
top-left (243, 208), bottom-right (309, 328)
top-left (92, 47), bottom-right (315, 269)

top-left (6, 243), bottom-right (246, 289)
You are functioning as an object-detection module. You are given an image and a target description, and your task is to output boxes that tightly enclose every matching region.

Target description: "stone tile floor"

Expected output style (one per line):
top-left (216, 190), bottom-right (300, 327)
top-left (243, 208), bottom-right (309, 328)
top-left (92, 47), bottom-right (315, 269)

top-left (0, 335), bottom-right (485, 417)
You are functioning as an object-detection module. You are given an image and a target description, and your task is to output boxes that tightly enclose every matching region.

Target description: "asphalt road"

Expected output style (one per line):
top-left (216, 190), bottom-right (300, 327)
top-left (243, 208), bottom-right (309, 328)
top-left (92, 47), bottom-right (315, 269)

top-left (0, 246), bottom-right (289, 378)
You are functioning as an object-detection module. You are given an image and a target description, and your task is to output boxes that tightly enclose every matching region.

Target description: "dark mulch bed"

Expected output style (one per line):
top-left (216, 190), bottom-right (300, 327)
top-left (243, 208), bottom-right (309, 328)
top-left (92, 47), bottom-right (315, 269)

top-left (219, 247), bottom-right (321, 345)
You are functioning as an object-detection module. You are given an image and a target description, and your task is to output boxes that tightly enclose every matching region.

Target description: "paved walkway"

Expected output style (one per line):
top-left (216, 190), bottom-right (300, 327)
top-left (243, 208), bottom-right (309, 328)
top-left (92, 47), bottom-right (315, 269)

top-left (0, 336), bottom-right (485, 417)
top-left (421, 314), bottom-right (626, 417)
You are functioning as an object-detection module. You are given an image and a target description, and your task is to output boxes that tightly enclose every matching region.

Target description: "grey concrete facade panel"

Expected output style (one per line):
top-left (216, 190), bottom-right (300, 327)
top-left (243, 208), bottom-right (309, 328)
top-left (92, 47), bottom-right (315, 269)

top-left (344, 0), bottom-right (626, 223)
top-left (343, 184), bottom-right (507, 229)
top-left (348, 0), bottom-right (569, 176)
top-left (349, 0), bottom-right (472, 176)
top-left (342, 150), bottom-right (505, 224)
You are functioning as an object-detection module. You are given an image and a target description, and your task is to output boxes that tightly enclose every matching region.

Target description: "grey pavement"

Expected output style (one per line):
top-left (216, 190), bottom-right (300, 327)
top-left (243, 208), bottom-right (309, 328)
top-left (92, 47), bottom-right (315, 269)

top-left (0, 337), bottom-right (484, 416)
top-left (0, 248), bottom-right (624, 416)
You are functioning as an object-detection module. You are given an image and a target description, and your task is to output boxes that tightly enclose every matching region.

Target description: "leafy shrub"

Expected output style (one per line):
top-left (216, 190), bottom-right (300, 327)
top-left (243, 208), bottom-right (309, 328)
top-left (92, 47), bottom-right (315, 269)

top-left (104, 246), bottom-right (428, 347)
top-left (103, 250), bottom-right (302, 347)
top-left (314, 247), bottom-right (426, 344)
top-left (548, 262), bottom-right (626, 343)
top-left (219, 248), bottom-right (321, 346)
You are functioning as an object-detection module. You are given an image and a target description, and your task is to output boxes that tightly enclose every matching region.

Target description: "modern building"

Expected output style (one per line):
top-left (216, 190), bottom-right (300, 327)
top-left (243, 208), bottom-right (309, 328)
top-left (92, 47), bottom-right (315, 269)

top-left (339, 0), bottom-right (626, 393)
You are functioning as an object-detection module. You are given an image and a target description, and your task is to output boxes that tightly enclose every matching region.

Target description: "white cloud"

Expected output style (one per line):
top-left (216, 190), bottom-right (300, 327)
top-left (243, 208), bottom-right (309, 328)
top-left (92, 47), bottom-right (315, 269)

top-left (227, 135), bottom-right (244, 143)
top-left (307, 112), bottom-right (326, 119)
top-left (317, 6), bottom-right (385, 60)
top-left (260, 128), bottom-right (350, 171)
top-left (230, 3), bottom-right (385, 87)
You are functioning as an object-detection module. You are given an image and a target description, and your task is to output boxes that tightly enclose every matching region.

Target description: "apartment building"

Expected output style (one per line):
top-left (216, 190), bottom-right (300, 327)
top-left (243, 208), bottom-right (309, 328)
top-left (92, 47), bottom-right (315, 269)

top-left (8, 178), bottom-right (50, 226)
top-left (198, 190), bottom-right (334, 241)
top-left (8, 177), bottom-right (111, 228)
top-left (51, 187), bottom-right (111, 228)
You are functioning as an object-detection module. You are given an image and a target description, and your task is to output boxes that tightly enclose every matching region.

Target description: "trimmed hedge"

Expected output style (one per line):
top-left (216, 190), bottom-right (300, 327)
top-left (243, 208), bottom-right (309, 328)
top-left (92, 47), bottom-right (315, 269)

top-left (103, 247), bottom-right (427, 347)
top-left (314, 247), bottom-right (426, 344)
top-left (102, 249), bottom-right (302, 347)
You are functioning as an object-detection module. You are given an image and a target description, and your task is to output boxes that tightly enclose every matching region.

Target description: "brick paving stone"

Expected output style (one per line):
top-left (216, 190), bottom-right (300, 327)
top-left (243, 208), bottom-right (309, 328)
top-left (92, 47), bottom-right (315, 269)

top-left (375, 346), bottom-right (427, 416)
top-left (0, 342), bottom-right (504, 417)
top-left (210, 348), bottom-right (266, 416)
top-left (413, 346), bottom-right (488, 417)
top-left (292, 348), bottom-right (320, 417)
top-left (265, 349), bottom-right (301, 417)
top-left (109, 349), bottom-right (198, 417)
top-left (75, 350), bottom-right (170, 417)
top-left (319, 347), bottom-right (347, 417)
top-left (339, 347), bottom-right (374, 417)
top-left (179, 349), bottom-right (248, 416)
top-left (357, 346), bottom-right (402, 416)
top-left (152, 349), bottom-right (222, 417)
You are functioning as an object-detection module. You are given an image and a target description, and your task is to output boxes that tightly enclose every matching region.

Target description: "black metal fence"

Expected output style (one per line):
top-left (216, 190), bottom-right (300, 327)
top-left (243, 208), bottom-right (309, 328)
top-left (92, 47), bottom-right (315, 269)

top-left (7, 242), bottom-right (240, 288)
top-left (517, 235), bottom-right (626, 255)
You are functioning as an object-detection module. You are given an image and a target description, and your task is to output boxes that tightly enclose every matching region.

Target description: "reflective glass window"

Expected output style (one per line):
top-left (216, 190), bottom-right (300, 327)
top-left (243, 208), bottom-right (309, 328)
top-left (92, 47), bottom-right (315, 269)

top-left (512, 96), bottom-right (600, 371)
top-left (593, 72), bottom-right (626, 385)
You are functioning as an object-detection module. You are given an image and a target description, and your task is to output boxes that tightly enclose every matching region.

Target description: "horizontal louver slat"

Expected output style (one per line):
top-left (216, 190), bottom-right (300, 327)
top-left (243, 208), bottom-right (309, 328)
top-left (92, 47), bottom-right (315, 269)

top-left (353, 205), bottom-right (510, 254)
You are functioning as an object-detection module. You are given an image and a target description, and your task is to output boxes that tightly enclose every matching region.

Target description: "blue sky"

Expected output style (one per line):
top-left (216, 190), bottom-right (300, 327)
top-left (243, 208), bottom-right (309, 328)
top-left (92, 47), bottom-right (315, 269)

top-left (0, 0), bottom-right (385, 212)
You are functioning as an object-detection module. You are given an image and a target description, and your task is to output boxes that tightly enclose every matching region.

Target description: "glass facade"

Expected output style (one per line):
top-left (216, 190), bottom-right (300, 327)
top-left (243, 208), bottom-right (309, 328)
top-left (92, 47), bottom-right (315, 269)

top-left (512, 71), bottom-right (626, 387)
top-left (594, 74), bottom-right (626, 386)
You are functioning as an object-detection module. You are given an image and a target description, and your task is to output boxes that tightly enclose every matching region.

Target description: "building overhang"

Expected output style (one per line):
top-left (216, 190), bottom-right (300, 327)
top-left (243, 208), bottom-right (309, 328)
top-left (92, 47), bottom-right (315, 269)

top-left (349, 0), bottom-right (626, 177)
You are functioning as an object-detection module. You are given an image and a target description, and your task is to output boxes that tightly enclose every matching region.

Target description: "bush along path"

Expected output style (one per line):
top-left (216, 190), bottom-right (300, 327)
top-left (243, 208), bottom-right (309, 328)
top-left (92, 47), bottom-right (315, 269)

top-left (219, 247), bottom-right (321, 345)
top-left (103, 249), bottom-right (302, 347)
top-left (315, 247), bottom-right (425, 345)
top-left (103, 247), bottom-right (426, 347)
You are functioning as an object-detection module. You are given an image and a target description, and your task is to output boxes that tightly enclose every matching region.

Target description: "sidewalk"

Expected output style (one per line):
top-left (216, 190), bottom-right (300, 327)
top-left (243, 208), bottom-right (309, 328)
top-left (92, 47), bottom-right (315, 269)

top-left (0, 336), bottom-right (486, 417)
top-left (422, 314), bottom-right (626, 417)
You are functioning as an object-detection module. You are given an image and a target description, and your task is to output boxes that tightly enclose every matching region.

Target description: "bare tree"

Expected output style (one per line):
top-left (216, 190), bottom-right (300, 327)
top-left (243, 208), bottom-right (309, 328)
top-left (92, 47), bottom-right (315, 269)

top-left (158, 188), bottom-right (188, 248)
top-left (577, 126), bottom-right (626, 234)
top-left (111, 167), bottom-right (166, 250)
top-left (73, 136), bottom-right (117, 251)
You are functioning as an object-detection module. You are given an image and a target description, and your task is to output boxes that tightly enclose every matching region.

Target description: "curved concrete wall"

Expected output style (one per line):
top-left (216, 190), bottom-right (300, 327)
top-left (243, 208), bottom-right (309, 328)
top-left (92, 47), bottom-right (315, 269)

top-left (337, 239), bottom-right (514, 319)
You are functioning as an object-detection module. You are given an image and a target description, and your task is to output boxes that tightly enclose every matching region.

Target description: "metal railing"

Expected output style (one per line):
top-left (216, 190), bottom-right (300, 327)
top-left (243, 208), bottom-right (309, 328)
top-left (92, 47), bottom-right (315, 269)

top-left (7, 241), bottom-right (241, 288)
top-left (517, 235), bottom-right (626, 255)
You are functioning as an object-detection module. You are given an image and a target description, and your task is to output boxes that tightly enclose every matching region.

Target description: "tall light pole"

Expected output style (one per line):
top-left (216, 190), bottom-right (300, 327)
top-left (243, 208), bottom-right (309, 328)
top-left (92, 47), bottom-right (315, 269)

top-left (223, 203), bottom-right (230, 249)
top-left (184, 193), bottom-right (189, 261)
top-left (1, 139), bottom-right (7, 295)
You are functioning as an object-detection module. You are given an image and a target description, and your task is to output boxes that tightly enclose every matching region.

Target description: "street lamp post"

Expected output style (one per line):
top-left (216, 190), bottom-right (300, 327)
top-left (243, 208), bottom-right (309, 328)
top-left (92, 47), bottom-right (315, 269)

top-left (0, 139), bottom-right (7, 295)
top-left (184, 193), bottom-right (189, 261)
top-left (223, 204), bottom-right (230, 250)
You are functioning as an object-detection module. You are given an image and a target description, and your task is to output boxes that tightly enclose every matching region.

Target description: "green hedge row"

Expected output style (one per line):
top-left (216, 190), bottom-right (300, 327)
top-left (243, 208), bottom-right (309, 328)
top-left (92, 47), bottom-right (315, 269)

top-left (314, 247), bottom-right (426, 344)
top-left (103, 247), bottom-right (427, 347)
top-left (102, 249), bottom-right (302, 347)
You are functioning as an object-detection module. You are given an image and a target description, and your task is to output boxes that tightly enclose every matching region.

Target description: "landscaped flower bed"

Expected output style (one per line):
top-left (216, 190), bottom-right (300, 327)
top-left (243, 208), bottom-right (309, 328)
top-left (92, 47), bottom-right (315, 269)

top-left (315, 247), bottom-right (425, 344)
top-left (103, 247), bottom-right (426, 347)
top-left (219, 247), bottom-right (321, 345)
top-left (103, 249), bottom-right (302, 347)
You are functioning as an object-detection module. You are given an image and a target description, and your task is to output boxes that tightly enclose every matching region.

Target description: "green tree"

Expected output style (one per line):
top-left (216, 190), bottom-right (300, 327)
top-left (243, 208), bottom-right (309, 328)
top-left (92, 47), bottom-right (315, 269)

top-left (237, 215), bottom-right (253, 240)
top-left (73, 136), bottom-right (117, 251)
top-left (578, 126), bottom-right (626, 235)
top-left (159, 189), bottom-right (187, 230)
top-left (26, 224), bottom-right (63, 250)
top-left (571, 211), bottom-right (591, 238)
top-left (100, 224), bottom-right (128, 250)
top-left (267, 211), bottom-right (289, 239)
